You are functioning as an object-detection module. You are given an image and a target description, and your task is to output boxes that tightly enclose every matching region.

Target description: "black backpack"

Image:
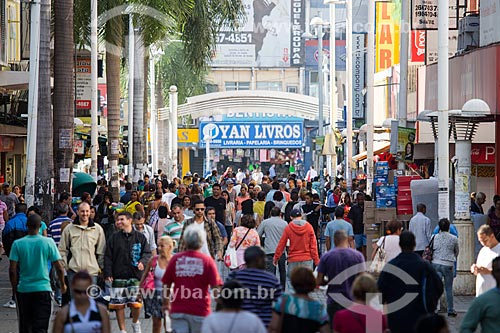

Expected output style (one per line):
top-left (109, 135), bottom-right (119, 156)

top-left (284, 201), bottom-right (298, 223)
top-left (3, 227), bottom-right (28, 256)
top-left (421, 263), bottom-right (444, 313)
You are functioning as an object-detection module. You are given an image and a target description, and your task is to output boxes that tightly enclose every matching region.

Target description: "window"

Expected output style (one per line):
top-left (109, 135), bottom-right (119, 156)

top-left (256, 81), bottom-right (282, 91)
top-left (286, 86), bottom-right (298, 93)
top-left (205, 84), bottom-right (219, 93)
top-left (225, 81), bottom-right (250, 91)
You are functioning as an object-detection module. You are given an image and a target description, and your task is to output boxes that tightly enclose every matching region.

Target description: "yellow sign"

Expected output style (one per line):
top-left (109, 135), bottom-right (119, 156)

top-left (376, 2), bottom-right (400, 72)
top-left (177, 129), bottom-right (199, 143)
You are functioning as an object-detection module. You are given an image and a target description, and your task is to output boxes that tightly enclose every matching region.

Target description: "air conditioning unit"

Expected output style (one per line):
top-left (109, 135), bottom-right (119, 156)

top-left (459, 15), bottom-right (480, 33)
top-left (457, 15), bottom-right (480, 53)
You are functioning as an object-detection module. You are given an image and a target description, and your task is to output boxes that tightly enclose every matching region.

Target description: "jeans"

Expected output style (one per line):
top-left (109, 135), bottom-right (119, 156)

top-left (286, 260), bottom-right (313, 292)
top-left (170, 313), bottom-right (205, 333)
top-left (327, 300), bottom-right (345, 328)
top-left (432, 263), bottom-right (454, 312)
top-left (266, 254), bottom-right (286, 290)
top-left (16, 291), bottom-right (52, 333)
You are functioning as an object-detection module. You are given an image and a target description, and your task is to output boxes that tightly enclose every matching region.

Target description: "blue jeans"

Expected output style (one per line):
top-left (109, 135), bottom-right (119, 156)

top-left (287, 260), bottom-right (313, 292)
top-left (432, 263), bottom-right (454, 312)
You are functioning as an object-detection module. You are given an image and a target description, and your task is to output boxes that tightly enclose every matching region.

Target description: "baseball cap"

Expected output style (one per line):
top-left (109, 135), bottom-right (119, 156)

top-left (226, 179), bottom-right (234, 184)
top-left (290, 209), bottom-right (302, 218)
top-left (2, 182), bottom-right (10, 188)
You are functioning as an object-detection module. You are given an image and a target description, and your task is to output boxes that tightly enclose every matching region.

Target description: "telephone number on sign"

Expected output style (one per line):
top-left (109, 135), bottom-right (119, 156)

top-left (414, 4), bottom-right (437, 11)
top-left (217, 32), bottom-right (253, 44)
top-left (415, 11), bottom-right (438, 17)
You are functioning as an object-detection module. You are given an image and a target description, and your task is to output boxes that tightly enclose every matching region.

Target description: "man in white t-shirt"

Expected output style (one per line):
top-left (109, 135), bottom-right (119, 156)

top-left (471, 224), bottom-right (500, 296)
top-left (161, 183), bottom-right (177, 207)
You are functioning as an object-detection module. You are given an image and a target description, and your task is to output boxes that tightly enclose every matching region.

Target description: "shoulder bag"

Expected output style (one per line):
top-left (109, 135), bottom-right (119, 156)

top-left (224, 227), bottom-right (251, 269)
top-left (422, 235), bottom-right (436, 261)
top-left (140, 255), bottom-right (159, 291)
top-left (370, 236), bottom-right (387, 274)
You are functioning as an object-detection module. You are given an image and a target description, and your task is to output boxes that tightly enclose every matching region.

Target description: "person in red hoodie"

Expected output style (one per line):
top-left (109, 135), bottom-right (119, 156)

top-left (274, 209), bottom-right (320, 291)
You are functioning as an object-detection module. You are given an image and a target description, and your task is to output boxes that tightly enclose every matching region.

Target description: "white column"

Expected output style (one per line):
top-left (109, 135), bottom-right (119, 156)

top-left (366, 0), bottom-right (375, 195)
top-left (398, 0), bottom-right (409, 127)
top-left (90, 0), bottom-right (98, 181)
top-left (149, 50), bottom-right (158, 175)
top-left (127, 16), bottom-right (134, 180)
top-left (169, 86), bottom-right (178, 179)
top-left (329, 2), bottom-right (338, 178)
top-left (25, 0), bottom-right (41, 207)
top-left (437, 0), bottom-right (450, 220)
top-left (345, 0), bottom-right (353, 191)
top-left (205, 137), bottom-right (211, 177)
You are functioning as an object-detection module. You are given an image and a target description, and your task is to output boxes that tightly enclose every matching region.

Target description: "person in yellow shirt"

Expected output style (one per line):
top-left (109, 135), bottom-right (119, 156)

top-left (118, 191), bottom-right (145, 217)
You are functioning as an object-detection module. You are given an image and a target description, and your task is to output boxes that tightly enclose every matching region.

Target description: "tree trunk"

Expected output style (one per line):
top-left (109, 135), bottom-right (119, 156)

top-left (53, 0), bottom-right (74, 197)
top-left (35, 0), bottom-right (54, 220)
top-left (105, 10), bottom-right (123, 202)
top-left (133, 32), bottom-right (145, 179)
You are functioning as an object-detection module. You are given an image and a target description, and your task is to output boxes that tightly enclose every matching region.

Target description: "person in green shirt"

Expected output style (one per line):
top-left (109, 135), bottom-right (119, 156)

top-left (460, 256), bottom-right (500, 333)
top-left (9, 213), bottom-right (66, 333)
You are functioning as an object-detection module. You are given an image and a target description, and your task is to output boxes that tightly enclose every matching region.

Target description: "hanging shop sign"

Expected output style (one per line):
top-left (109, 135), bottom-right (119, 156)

top-left (376, 2), bottom-right (400, 72)
top-left (199, 121), bottom-right (303, 148)
top-left (352, 33), bottom-right (366, 119)
top-left (411, 0), bottom-right (461, 30)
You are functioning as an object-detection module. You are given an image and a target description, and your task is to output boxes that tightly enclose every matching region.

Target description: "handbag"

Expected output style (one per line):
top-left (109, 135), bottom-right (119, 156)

top-left (370, 236), bottom-right (387, 273)
top-left (422, 235), bottom-right (435, 261)
top-left (140, 255), bottom-right (159, 291)
top-left (224, 227), bottom-right (251, 269)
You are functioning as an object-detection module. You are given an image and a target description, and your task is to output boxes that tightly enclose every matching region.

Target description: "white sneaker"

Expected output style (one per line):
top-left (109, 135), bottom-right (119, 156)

top-left (132, 321), bottom-right (141, 333)
top-left (3, 300), bottom-right (16, 309)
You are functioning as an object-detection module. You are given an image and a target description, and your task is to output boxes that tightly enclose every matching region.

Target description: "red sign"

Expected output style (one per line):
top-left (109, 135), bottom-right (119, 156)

top-left (471, 144), bottom-right (495, 164)
top-left (98, 83), bottom-right (107, 117)
top-left (0, 136), bottom-right (15, 152)
top-left (76, 100), bottom-right (91, 109)
top-left (411, 30), bottom-right (425, 62)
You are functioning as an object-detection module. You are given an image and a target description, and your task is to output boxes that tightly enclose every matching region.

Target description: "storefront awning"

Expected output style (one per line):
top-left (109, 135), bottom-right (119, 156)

top-left (352, 142), bottom-right (391, 162)
top-left (0, 71), bottom-right (29, 90)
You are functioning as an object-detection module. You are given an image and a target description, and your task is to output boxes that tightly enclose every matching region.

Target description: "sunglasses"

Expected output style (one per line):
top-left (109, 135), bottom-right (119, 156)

top-left (195, 208), bottom-right (205, 211)
top-left (73, 289), bottom-right (87, 295)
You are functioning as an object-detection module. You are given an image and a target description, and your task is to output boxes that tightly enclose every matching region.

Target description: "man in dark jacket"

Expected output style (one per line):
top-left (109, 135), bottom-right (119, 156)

top-left (105, 211), bottom-right (151, 333)
top-left (378, 231), bottom-right (443, 333)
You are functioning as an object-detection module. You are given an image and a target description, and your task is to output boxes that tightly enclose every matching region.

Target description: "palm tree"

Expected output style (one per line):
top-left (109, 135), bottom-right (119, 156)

top-left (35, 0), bottom-right (54, 220)
top-left (53, 0), bottom-right (75, 196)
top-left (132, 31), bottom-right (146, 177)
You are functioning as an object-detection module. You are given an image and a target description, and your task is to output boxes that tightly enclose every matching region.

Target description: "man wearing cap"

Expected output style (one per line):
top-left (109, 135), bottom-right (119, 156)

top-left (274, 208), bottom-right (319, 290)
top-left (0, 183), bottom-right (19, 218)
top-left (226, 179), bottom-right (237, 203)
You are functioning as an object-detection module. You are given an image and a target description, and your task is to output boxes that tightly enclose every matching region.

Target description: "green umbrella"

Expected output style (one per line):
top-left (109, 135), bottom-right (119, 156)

top-left (72, 172), bottom-right (97, 197)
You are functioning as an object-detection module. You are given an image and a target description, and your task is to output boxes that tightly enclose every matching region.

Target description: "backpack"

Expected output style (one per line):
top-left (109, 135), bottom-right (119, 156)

top-left (421, 263), bottom-right (444, 313)
top-left (284, 201), bottom-right (297, 223)
top-left (3, 227), bottom-right (27, 256)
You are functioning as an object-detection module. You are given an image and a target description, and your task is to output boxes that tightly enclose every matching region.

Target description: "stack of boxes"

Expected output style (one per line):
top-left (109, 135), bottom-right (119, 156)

top-left (374, 162), bottom-right (396, 208)
top-left (396, 175), bottom-right (421, 215)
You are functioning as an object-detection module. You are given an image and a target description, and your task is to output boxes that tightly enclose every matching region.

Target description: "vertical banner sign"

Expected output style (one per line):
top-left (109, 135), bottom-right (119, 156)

top-left (210, 0), bottom-right (305, 67)
top-left (290, 0), bottom-right (306, 66)
top-left (76, 56), bottom-right (92, 109)
top-left (411, 30), bottom-right (426, 62)
top-left (376, 2), bottom-right (400, 72)
top-left (352, 33), bottom-right (366, 119)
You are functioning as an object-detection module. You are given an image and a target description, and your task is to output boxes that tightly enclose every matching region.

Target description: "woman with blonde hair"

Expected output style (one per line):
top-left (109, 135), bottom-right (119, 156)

top-left (333, 273), bottom-right (388, 333)
top-left (139, 235), bottom-right (175, 333)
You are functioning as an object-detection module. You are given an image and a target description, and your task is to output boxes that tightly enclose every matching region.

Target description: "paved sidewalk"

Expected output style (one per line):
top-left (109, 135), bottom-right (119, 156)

top-left (0, 252), bottom-right (474, 332)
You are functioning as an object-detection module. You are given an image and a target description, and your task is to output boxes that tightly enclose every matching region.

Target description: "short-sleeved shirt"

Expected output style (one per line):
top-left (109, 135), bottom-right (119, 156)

top-left (272, 294), bottom-right (328, 333)
top-left (325, 219), bottom-right (354, 249)
top-left (163, 220), bottom-right (184, 244)
top-left (0, 200), bottom-right (7, 225)
top-left (317, 247), bottom-right (366, 303)
top-left (162, 250), bottom-right (222, 317)
top-left (0, 192), bottom-right (19, 217)
top-left (9, 235), bottom-right (61, 292)
top-left (347, 204), bottom-right (364, 234)
top-left (476, 243), bottom-right (500, 296)
top-left (333, 304), bottom-right (388, 333)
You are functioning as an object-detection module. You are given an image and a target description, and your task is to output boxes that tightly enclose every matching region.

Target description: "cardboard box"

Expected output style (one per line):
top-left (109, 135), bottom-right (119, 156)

top-left (375, 208), bottom-right (397, 223)
top-left (376, 197), bottom-right (396, 208)
top-left (375, 168), bottom-right (389, 176)
top-left (376, 185), bottom-right (396, 197)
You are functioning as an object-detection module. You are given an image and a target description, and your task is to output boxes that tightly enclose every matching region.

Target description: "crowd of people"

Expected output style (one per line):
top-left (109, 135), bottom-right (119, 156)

top-left (1, 166), bottom-right (500, 333)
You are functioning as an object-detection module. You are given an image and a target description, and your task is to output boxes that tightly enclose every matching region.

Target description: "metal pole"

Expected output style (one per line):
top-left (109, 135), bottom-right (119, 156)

top-left (25, 0), bottom-right (41, 207)
top-left (150, 50), bottom-right (158, 175)
top-left (90, 0), bottom-right (98, 181)
top-left (437, 0), bottom-right (450, 220)
top-left (345, 0), bottom-right (353, 192)
top-left (329, 2), bottom-right (338, 180)
top-left (205, 136), bottom-right (210, 177)
top-left (366, 0), bottom-right (375, 195)
top-left (170, 86), bottom-right (178, 179)
top-left (128, 16), bottom-right (134, 181)
top-left (317, 24), bottom-right (325, 198)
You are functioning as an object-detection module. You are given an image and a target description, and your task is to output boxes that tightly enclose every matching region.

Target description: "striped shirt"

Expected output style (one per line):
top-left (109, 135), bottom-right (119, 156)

top-left (163, 220), bottom-right (184, 244)
top-left (228, 268), bottom-right (282, 326)
top-left (48, 216), bottom-right (72, 245)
